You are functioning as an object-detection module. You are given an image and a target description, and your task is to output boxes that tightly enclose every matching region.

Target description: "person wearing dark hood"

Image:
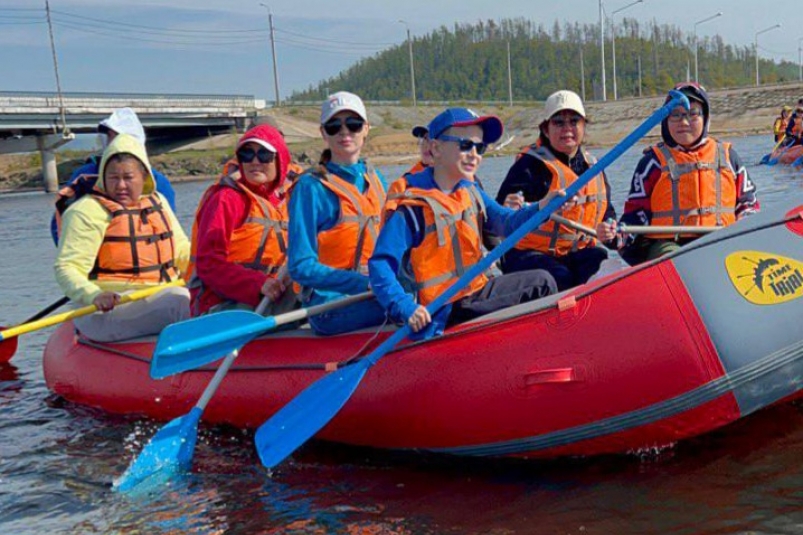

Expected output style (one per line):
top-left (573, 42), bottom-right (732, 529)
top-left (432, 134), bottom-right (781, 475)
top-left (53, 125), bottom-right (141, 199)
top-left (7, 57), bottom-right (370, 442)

top-left (186, 124), bottom-right (297, 316)
top-left (495, 90), bottom-right (617, 291)
top-left (602, 83), bottom-right (760, 266)
top-left (783, 98), bottom-right (803, 145)
top-left (51, 108), bottom-right (176, 245)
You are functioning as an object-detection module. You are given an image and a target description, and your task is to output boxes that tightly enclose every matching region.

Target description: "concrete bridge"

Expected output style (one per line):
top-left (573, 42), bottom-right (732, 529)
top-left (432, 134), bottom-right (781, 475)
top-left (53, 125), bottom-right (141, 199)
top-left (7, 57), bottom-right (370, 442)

top-left (0, 91), bottom-right (266, 191)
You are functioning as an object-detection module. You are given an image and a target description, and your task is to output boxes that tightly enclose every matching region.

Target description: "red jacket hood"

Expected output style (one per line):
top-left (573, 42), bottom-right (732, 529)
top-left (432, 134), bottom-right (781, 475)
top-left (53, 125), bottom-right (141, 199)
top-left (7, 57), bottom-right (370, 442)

top-left (237, 124), bottom-right (292, 204)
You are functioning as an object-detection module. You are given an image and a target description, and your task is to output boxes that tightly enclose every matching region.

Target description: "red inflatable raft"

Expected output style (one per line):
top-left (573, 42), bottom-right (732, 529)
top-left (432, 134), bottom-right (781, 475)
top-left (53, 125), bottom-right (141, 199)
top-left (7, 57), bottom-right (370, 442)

top-left (44, 201), bottom-right (803, 459)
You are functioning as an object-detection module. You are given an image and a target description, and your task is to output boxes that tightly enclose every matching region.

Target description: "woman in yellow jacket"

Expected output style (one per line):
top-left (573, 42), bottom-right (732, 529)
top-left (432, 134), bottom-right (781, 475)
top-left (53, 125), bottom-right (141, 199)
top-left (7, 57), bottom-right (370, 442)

top-left (54, 134), bottom-right (191, 342)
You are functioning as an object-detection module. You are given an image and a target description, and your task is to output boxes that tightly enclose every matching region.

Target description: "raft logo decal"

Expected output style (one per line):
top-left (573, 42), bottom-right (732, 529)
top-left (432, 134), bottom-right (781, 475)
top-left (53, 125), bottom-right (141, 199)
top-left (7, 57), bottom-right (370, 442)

top-left (726, 251), bottom-right (803, 305)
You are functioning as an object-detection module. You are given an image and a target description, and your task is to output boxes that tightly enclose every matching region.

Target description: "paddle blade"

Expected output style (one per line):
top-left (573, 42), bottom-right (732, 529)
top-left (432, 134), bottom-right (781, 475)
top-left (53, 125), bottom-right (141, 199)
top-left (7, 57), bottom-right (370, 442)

top-left (113, 407), bottom-right (202, 493)
top-left (0, 328), bottom-right (19, 363)
top-left (255, 360), bottom-right (370, 469)
top-left (151, 310), bottom-right (274, 379)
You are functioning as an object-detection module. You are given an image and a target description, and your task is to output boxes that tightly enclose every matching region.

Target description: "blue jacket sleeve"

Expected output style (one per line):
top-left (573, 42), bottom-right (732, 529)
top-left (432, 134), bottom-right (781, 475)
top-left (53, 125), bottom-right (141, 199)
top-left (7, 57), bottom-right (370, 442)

top-left (287, 174), bottom-right (370, 298)
top-left (481, 188), bottom-right (548, 238)
top-left (368, 208), bottom-right (420, 323)
top-left (152, 170), bottom-right (176, 212)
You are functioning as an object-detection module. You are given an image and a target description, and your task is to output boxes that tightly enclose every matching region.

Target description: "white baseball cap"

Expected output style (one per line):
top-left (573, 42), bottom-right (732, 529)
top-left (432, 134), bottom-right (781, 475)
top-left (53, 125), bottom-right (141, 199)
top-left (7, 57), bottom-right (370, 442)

top-left (320, 91), bottom-right (367, 124)
top-left (542, 90), bottom-right (587, 123)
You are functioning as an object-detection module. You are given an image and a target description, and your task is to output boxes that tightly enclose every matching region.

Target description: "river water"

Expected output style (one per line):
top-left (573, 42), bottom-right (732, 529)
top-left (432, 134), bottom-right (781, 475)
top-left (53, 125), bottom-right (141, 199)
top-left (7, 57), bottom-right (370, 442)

top-left (1, 135), bottom-right (802, 534)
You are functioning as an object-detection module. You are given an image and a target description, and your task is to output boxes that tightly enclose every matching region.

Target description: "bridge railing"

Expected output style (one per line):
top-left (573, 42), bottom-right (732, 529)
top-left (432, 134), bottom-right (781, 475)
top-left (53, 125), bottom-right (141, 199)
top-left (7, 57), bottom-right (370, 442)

top-left (0, 91), bottom-right (263, 110)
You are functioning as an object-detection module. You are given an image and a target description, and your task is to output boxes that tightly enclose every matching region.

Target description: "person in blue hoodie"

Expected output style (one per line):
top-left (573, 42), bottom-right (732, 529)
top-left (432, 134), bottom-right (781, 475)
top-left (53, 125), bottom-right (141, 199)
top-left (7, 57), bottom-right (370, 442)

top-left (51, 107), bottom-right (176, 245)
top-left (369, 108), bottom-right (559, 340)
top-left (286, 91), bottom-right (388, 335)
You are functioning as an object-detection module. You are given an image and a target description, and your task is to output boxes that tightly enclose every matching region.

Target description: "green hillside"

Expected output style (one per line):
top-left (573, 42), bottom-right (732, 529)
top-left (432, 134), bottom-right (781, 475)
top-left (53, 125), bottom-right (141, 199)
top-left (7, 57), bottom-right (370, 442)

top-left (289, 18), bottom-right (798, 102)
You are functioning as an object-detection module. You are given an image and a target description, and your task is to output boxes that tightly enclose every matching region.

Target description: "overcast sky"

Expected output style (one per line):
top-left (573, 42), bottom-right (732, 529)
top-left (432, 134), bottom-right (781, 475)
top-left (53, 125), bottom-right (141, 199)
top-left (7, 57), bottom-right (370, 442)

top-left (1, 0), bottom-right (801, 102)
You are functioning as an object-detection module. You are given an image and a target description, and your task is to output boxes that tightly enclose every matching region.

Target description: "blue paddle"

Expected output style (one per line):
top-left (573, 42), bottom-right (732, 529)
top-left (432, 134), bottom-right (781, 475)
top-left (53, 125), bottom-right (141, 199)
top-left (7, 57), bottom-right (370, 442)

top-left (113, 296), bottom-right (273, 493)
top-left (150, 291), bottom-right (374, 379)
top-left (253, 91), bottom-right (690, 469)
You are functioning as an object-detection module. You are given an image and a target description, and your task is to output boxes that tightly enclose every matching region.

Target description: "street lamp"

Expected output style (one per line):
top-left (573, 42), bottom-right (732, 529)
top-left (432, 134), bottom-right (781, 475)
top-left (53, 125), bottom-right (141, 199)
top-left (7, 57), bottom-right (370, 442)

top-left (798, 37), bottom-right (803, 82)
top-left (755, 24), bottom-right (781, 86)
top-left (610, 0), bottom-right (644, 100)
top-left (398, 20), bottom-right (417, 107)
top-left (259, 3), bottom-right (281, 106)
top-left (693, 12), bottom-right (723, 83)
top-left (599, 0), bottom-right (606, 101)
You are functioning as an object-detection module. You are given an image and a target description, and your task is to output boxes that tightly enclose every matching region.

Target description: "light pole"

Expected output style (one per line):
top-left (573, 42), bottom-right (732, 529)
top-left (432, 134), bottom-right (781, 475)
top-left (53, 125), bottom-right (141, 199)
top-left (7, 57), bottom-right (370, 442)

top-left (755, 24), bottom-right (781, 86)
top-left (599, 0), bottom-right (606, 101)
top-left (259, 3), bottom-right (281, 107)
top-left (398, 20), bottom-right (417, 107)
top-left (798, 37), bottom-right (803, 82)
top-left (693, 12), bottom-right (723, 83)
top-left (610, 0), bottom-right (644, 100)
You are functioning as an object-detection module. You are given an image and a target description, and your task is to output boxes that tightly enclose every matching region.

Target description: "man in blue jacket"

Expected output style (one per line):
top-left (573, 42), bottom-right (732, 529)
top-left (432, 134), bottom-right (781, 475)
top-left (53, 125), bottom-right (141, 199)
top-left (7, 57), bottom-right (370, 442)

top-left (51, 108), bottom-right (176, 245)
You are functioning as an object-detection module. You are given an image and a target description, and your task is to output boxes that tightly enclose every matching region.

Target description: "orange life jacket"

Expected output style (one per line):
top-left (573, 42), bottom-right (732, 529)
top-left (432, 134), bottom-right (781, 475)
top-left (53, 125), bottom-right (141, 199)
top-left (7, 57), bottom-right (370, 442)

top-left (311, 164), bottom-right (386, 272)
top-left (186, 175), bottom-right (289, 315)
top-left (185, 174), bottom-right (288, 290)
top-left (89, 192), bottom-right (180, 284)
top-left (648, 139), bottom-right (736, 239)
top-left (514, 144), bottom-right (607, 256)
top-left (390, 185), bottom-right (488, 306)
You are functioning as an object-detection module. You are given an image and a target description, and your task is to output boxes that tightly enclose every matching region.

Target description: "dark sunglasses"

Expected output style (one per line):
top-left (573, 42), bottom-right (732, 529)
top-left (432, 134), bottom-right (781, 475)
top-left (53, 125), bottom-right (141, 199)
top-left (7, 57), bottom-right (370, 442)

top-left (323, 116), bottom-right (365, 136)
top-left (437, 134), bottom-right (488, 155)
top-left (549, 116), bottom-right (583, 128)
top-left (236, 146), bottom-right (276, 164)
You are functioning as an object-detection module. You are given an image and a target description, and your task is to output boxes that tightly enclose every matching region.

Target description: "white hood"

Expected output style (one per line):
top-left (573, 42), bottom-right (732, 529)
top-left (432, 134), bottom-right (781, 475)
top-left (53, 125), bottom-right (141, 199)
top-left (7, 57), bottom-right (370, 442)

top-left (98, 107), bottom-right (146, 145)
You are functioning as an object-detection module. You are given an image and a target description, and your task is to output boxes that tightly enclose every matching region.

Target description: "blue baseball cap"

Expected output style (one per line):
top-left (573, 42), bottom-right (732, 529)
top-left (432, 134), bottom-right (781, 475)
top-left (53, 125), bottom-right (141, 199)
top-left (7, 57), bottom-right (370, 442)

top-left (426, 107), bottom-right (503, 144)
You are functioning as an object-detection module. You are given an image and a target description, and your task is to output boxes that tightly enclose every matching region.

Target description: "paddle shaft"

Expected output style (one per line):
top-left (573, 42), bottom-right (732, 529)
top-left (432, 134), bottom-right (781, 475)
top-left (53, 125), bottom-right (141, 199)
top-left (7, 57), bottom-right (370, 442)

top-left (19, 296), bottom-right (70, 325)
top-left (551, 215), bottom-right (720, 237)
top-left (159, 291), bottom-right (374, 358)
top-left (196, 298), bottom-right (270, 409)
top-left (549, 214), bottom-right (598, 238)
top-left (0, 281), bottom-right (184, 341)
top-left (619, 224), bottom-right (719, 235)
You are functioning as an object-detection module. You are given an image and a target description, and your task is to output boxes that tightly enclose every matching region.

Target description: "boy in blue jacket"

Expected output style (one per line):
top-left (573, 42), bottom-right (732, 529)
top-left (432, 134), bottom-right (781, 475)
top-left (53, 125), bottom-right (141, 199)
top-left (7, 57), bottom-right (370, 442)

top-left (369, 108), bottom-right (560, 339)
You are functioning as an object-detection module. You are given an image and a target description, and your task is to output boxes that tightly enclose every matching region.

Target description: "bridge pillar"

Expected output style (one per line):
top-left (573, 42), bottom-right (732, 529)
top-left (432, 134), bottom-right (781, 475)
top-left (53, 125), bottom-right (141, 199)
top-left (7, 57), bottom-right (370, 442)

top-left (36, 133), bottom-right (75, 193)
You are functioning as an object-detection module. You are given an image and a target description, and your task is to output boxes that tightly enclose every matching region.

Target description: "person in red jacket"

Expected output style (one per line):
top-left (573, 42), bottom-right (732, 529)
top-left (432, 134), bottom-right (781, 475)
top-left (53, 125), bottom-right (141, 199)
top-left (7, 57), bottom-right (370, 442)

top-left (187, 124), bottom-right (296, 316)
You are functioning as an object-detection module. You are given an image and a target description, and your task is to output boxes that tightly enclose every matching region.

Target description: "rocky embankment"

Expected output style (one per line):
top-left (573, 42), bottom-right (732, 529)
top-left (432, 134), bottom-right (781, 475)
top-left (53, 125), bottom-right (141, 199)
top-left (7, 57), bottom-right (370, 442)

top-left (2, 82), bottom-right (801, 192)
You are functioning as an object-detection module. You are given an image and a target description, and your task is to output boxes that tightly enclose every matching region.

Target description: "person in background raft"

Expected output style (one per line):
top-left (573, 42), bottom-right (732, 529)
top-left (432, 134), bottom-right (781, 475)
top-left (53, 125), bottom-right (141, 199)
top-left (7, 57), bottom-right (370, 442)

top-left (774, 105), bottom-right (792, 143)
top-left (600, 82), bottom-right (759, 266)
top-left (496, 90), bottom-right (616, 291)
top-left (54, 134), bottom-right (190, 342)
top-left (219, 115), bottom-right (305, 182)
top-left (287, 91), bottom-right (389, 336)
top-left (51, 107), bottom-right (176, 245)
top-left (186, 124), bottom-right (297, 317)
top-left (783, 98), bottom-right (803, 146)
top-left (369, 108), bottom-right (559, 341)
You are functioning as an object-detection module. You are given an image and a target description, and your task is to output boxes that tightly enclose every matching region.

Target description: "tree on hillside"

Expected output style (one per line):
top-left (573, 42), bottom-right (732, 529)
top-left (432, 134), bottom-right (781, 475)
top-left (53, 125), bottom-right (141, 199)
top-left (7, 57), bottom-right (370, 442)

top-left (291, 17), bottom-right (798, 103)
